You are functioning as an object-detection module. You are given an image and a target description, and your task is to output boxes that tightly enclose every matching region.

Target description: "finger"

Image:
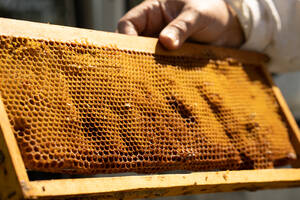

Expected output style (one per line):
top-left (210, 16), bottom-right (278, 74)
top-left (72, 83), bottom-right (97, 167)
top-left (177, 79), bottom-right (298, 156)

top-left (117, 20), bottom-right (139, 35)
top-left (159, 8), bottom-right (203, 50)
top-left (117, 3), bottom-right (147, 35)
top-left (117, 0), bottom-right (163, 36)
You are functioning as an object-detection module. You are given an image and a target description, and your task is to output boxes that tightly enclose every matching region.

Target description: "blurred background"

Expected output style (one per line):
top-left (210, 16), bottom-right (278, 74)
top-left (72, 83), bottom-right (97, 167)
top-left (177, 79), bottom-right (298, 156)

top-left (0, 0), bottom-right (299, 199)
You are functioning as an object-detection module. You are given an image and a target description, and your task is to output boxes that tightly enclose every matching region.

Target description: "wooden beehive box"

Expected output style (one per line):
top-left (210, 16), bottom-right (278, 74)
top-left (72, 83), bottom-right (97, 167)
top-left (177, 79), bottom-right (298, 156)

top-left (1, 17), bottom-right (300, 200)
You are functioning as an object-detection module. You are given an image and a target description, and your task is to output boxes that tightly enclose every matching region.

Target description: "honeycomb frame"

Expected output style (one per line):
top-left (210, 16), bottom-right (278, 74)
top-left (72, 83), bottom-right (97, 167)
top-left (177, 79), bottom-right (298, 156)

top-left (1, 18), bottom-right (300, 200)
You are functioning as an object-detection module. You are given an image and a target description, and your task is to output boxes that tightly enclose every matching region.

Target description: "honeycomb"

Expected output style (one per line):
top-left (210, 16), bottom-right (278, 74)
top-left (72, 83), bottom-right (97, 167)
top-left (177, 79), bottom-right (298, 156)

top-left (0, 35), bottom-right (296, 174)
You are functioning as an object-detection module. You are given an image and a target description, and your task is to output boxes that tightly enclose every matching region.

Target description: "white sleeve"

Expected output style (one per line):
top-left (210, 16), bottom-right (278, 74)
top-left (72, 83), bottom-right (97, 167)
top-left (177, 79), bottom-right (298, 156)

top-left (225, 0), bottom-right (300, 73)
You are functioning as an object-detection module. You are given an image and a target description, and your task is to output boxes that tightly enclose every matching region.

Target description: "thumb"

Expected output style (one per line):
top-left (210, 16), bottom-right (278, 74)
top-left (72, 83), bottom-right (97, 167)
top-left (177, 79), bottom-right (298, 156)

top-left (159, 8), bottom-right (203, 50)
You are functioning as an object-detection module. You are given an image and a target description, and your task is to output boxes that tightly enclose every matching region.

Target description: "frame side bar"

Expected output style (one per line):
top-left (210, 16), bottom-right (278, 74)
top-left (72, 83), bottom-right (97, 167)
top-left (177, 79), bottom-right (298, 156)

top-left (261, 67), bottom-right (300, 166)
top-left (0, 97), bottom-right (29, 199)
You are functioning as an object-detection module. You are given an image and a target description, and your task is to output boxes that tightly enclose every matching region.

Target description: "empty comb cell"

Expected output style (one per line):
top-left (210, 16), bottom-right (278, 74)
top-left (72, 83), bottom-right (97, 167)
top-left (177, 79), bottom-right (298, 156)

top-left (0, 31), bottom-right (296, 174)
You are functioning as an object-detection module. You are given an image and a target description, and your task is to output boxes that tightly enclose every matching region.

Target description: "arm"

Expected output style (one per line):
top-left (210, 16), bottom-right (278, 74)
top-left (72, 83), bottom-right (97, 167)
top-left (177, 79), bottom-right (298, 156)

top-left (226, 0), bottom-right (300, 73)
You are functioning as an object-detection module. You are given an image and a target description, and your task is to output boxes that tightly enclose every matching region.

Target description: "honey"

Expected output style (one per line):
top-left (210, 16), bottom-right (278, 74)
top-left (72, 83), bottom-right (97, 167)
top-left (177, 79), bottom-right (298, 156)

top-left (0, 35), bottom-right (295, 174)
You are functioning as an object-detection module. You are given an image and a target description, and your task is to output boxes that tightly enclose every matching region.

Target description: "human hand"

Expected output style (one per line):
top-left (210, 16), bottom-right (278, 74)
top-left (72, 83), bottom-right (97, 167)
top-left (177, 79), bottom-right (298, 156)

top-left (117, 0), bottom-right (244, 50)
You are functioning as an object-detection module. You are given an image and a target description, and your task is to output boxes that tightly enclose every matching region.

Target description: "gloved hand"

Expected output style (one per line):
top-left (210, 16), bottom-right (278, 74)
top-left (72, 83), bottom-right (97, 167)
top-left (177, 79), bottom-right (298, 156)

top-left (117, 0), bottom-right (244, 50)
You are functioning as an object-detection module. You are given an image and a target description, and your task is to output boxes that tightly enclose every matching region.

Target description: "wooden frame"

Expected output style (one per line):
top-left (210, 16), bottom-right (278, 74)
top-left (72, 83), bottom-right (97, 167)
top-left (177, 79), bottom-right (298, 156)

top-left (1, 17), bottom-right (300, 200)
